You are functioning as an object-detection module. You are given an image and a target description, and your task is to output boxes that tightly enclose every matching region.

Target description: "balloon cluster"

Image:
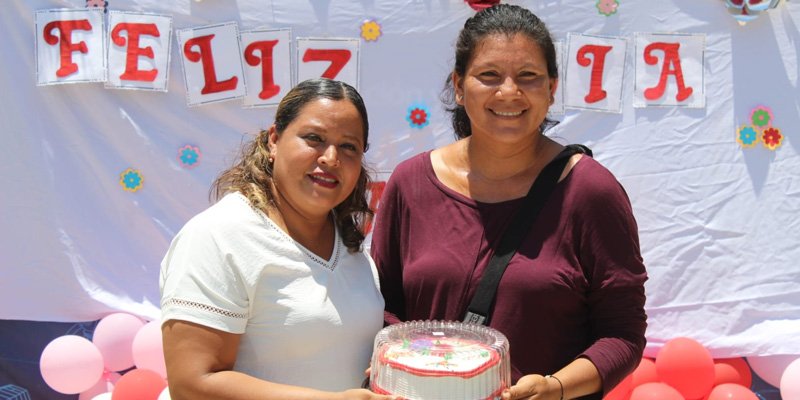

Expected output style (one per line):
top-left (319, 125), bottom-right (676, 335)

top-left (603, 337), bottom-right (800, 400)
top-left (723, 0), bottom-right (786, 25)
top-left (39, 313), bottom-right (170, 400)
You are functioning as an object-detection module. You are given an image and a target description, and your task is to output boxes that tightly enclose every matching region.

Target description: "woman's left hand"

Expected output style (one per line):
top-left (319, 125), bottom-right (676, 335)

top-left (501, 374), bottom-right (560, 400)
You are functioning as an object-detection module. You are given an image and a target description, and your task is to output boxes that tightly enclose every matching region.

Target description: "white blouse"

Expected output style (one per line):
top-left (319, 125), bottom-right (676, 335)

top-left (160, 192), bottom-right (384, 391)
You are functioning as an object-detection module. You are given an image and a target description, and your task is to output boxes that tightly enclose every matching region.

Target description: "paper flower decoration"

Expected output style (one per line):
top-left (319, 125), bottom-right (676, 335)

top-left (178, 145), bottom-right (201, 168)
top-left (737, 125), bottom-right (759, 148)
top-left (86, 0), bottom-right (108, 13)
top-left (761, 127), bottom-right (783, 150)
top-left (120, 168), bottom-right (143, 192)
top-left (406, 105), bottom-right (430, 129)
top-left (750, 106), bottom-right (773, 128)
top-left (361, 20), bottom-right (382, 42)
top-left (465, 0), bottom-right (501, 11)
top-left (597, 0), bottom-right (620, 16)
top-left (723, 0), bottom-right (783, 25)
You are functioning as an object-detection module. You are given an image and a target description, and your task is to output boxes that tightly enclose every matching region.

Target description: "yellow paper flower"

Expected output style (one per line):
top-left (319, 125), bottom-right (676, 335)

top-left (361, 20), bottom-right (382, 42)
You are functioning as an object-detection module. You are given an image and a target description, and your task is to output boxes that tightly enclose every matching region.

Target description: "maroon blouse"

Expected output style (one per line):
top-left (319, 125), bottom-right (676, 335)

top-left (370, 151), bottom-right (647, 399)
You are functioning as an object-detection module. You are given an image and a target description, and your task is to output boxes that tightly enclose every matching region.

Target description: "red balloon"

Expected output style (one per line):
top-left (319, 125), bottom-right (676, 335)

top-left (605, 372), bottom-right (633, 400)
top-left (656, 337), bottom-right (715, 400)
top-left (630, 382), bottom-right (684, 400)
top-left (632, 358), bottom-right (658, 388)
top-left (714, 358), bottom-right (752, 388)
top-left (111, 368), bottom-right (167, 400)
top-left (707, 383), bottom-right (758, 400)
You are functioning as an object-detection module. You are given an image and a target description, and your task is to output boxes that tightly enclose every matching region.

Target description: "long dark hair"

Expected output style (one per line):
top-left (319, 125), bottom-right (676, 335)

top-left (211, 78), bottom-right (373, 252)
top-left (443, 4), bottom-right (559, 139)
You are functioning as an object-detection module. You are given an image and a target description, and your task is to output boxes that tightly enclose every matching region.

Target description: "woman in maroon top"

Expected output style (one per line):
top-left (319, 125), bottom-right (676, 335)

top-left (370, 4), bottom-right (647, 400)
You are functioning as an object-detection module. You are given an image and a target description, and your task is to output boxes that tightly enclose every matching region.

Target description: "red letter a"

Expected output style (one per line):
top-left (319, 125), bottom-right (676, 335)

top-left (643, 42), bottom-right (693, 102)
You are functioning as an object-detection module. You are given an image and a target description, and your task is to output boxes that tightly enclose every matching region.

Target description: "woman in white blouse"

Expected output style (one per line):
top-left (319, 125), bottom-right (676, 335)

top-left (160, 78), bottom-right (396, 400)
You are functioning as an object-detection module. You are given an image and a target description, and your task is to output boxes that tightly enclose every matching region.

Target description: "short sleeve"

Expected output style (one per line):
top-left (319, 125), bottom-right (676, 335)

top-left (160, 218), bottom-right (249, 334)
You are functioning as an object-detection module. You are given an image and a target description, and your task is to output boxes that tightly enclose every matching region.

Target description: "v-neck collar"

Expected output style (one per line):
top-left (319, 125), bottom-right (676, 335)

top-left (235, 193), bottom-right (341, 272)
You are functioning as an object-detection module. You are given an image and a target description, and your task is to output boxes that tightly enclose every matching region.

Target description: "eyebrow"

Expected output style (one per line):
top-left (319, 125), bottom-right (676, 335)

top-left (471, 61), bottom-right (543, 70)
top-left (300, 120), bottom-right (364, 146)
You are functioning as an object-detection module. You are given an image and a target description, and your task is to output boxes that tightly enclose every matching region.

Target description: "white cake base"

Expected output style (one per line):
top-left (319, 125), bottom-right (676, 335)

top-left (370, 321), bottom-right (511, 400)
top-left (371, 358), bottom-right (503, 400)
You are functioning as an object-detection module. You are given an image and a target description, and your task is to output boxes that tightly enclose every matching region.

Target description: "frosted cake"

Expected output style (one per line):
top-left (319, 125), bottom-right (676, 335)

top-left (370, 321), bottom-right (510, 400)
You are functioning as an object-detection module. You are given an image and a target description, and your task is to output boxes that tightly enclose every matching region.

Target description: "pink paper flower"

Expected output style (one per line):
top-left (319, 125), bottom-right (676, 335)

top-left (86, 0), bottom-right (108, 13)
top-left (597, 0), bottom-right (619, 16)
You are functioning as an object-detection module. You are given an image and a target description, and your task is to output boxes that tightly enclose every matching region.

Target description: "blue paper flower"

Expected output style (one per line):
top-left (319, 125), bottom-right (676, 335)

top-left (178, 145), bottom-right (201, 168)
top-left (120, 168), bottom-right (143, 192)
top-left (737, 126), bottom-right (758, 148)
top-left (406, 105), bottom-right (430, 129)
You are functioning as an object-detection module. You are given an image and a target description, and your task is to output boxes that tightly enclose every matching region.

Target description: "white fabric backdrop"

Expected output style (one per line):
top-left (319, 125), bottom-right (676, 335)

top-left (1, 0), bottom-right (799, 358)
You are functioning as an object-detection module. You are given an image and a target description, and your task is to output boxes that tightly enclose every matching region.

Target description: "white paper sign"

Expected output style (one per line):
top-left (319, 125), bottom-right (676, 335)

top-left (35, 9), bottom-right (106, 85)
top-left (634, 33), bottom-right (705, 108)
top-left (550, 41), bottom-right (565, 115)
top-left (106, 11), bottom-right (172, 91)
top-left (177, 22), bottom-right (245, 106)
top-left (241, 29), bottom-right (293, 107)
top-left (296, 38), bottom-right (360, 89)
top-left (565, 33), bottom-right (628, 113)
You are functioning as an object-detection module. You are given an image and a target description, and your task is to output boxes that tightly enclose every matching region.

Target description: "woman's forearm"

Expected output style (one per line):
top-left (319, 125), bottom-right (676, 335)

top-left (549, 357), bottom-right (602, 400)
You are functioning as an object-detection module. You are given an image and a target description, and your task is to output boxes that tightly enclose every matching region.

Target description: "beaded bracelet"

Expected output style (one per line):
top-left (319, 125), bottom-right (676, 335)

top-left (545, 374), bottom-right (564, 400)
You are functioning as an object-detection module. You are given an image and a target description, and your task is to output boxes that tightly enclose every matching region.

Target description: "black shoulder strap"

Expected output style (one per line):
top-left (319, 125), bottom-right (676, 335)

top-left (463, 144), bottom-right (591, 325)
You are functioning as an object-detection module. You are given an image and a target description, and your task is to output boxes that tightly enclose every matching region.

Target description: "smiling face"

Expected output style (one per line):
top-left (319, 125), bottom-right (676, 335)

top-left (268, 98), bottom-right (365, 220)
top-left (453, 33), bottom-right (557, 146)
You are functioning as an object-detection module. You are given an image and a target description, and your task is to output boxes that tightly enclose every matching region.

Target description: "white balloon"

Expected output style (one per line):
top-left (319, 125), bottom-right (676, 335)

top-left (91, 393), bottom-right (113, 400)
top-left (158, 386), bottom-right (172, 400)
top-left (747, 354), bottom-right (800, 388)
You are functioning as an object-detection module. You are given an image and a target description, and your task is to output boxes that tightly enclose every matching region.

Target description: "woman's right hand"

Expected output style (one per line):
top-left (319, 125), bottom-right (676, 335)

top-left (338, 388), bottom-right (402, 400)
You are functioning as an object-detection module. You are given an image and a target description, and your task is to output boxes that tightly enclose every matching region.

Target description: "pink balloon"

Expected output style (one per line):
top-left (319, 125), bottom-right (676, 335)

top-left (747, 354), bottom-right (799, 388)
top-left (93, 313), bottom-right (145, 372)
top-left (655, 337), bottom-right (715, 400)
top-left (40, 335), bottom-right (104, 394)
top-left (132, 321), bottom-right (167, 378)
top-left (780, 358), bottom-right (800, 400)
top-left (632, 358), bottom-right (658, 388)
top-left (112, 368), bottom-right (167, 400)
top-left (604, 372), bottom-right (633, 400)
top-left (79, 371), bottom-right (121, 400)
top-left (707, 383), bottom-right (758, 400)
top-left (629, 382), bottom-right (683, 400)
top-left (714, 358), bottom-right (752, 388)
